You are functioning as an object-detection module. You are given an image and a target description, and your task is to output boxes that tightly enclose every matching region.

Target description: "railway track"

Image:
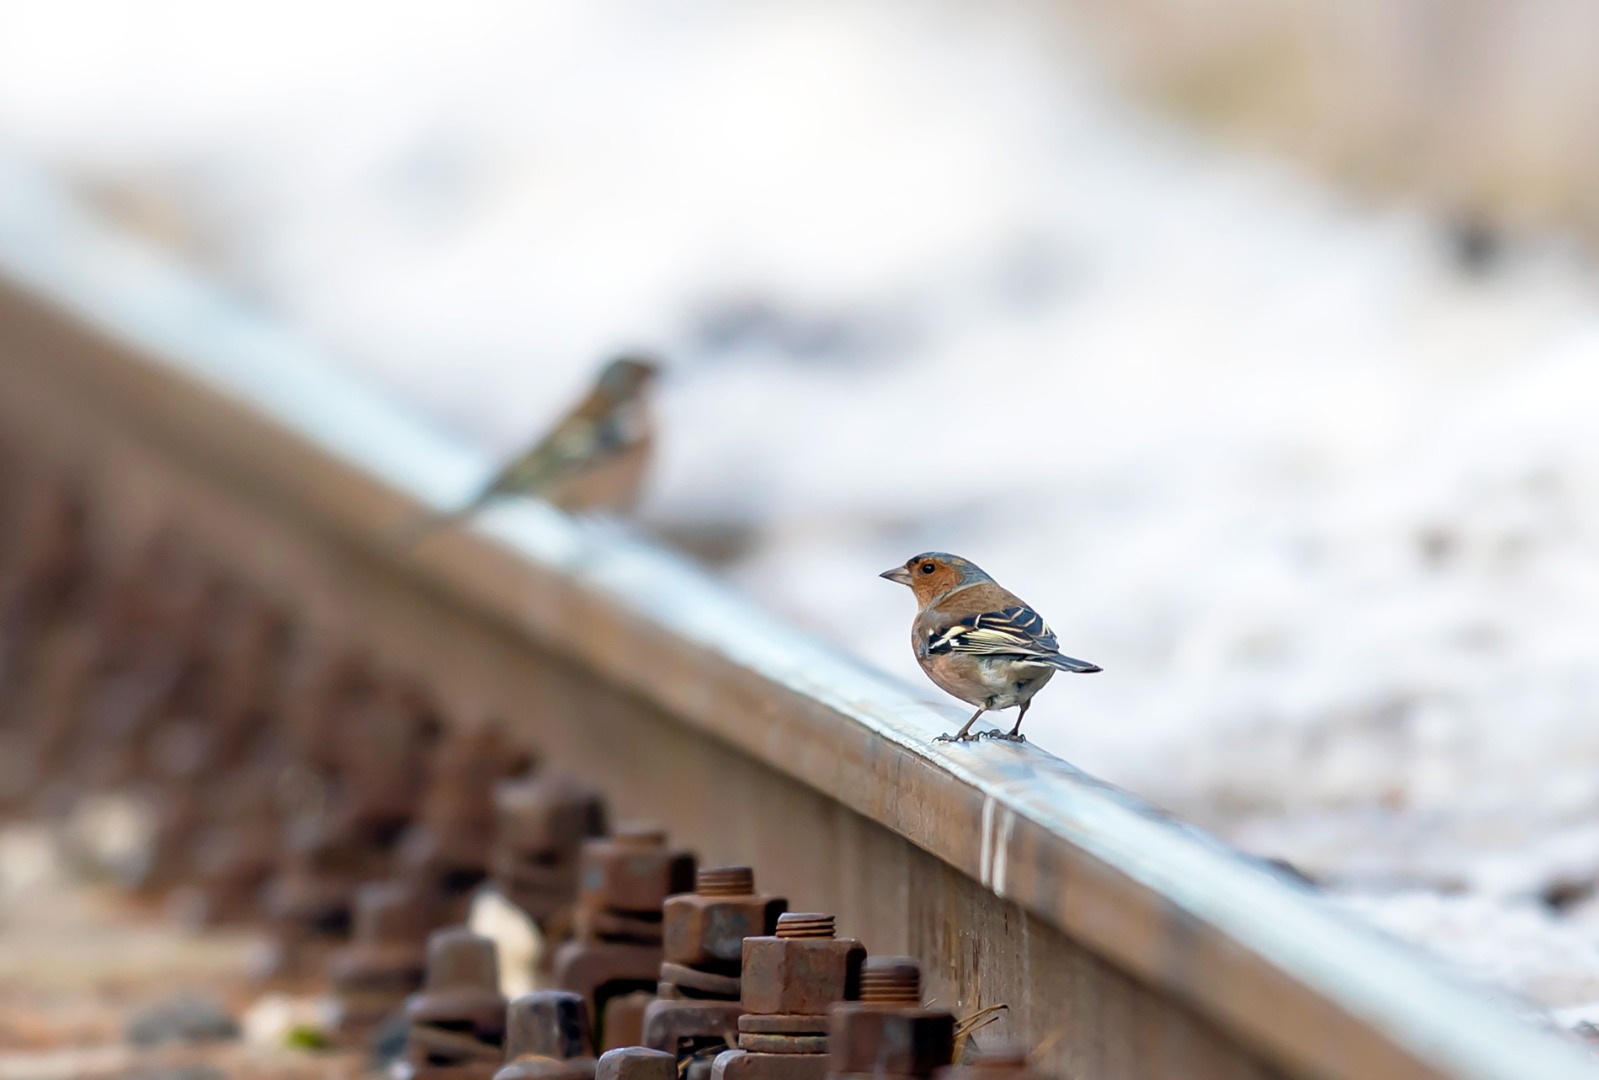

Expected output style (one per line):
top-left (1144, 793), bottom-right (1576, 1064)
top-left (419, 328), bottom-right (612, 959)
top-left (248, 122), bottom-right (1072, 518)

top-left (0, 155), bottom-right (1593, 1080)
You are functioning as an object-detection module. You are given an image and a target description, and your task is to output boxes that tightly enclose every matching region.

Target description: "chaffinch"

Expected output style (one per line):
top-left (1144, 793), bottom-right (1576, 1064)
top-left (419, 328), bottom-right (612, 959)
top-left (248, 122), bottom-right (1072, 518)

top-left (396, 354), bottom-right (660, 546)
top-left (881, 552), bottom-right (1101, 742)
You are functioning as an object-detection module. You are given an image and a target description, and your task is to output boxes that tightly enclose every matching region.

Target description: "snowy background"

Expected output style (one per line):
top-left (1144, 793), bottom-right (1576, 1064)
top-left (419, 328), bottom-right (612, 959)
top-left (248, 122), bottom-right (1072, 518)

top-left (4, 0), bottom-right (1599, 1020)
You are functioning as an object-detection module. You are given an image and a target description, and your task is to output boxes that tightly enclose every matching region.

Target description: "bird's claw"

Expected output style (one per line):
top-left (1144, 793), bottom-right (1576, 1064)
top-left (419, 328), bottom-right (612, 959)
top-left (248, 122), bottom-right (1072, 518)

top-left (985, 731), bottom-right (1027, 743)
top-left (934, 731), bottom-right (984, 744)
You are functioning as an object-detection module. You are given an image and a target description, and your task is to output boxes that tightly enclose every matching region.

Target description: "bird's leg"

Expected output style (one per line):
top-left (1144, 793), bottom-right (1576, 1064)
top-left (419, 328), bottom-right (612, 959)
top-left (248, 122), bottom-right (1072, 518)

top-left (936, 706), bottom-right (987, 743)
top-left (990, 701), bottom-right (1030, 742)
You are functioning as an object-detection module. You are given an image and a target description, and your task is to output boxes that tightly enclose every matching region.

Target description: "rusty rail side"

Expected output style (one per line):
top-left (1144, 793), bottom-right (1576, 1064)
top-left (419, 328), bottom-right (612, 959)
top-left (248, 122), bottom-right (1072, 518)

top-left (0, 154), bottom-right (1592, 1080)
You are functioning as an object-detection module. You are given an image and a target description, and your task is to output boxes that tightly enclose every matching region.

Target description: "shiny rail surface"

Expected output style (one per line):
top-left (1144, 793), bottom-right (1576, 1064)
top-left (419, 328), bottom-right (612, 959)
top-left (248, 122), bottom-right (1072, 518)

top-left (0, 154), bottom-right (1593, 1080)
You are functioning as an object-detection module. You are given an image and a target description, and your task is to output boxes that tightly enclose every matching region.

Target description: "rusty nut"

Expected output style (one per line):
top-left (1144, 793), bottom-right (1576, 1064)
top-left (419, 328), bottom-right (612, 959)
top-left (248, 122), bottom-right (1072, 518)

top-left (405, 926), bottom-right (507, 1047)
top-left (598, 1047), bottom-right (676, 1080)
top-left (497, 772), bottom-right (607, 856)
top-left (663, 870), bottom-right (786, 974)
top-left (828, 1004), bottom-right (954, 1078)
top-left (578, 830), bottom-right (695, 916)
top-left (742, 936), bottom-right (864, 1017)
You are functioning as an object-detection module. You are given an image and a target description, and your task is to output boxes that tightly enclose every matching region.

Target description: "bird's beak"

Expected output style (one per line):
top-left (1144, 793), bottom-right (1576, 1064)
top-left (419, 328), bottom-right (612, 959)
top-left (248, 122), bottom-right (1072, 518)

top-left (879, 566), bottom-right (913, 586)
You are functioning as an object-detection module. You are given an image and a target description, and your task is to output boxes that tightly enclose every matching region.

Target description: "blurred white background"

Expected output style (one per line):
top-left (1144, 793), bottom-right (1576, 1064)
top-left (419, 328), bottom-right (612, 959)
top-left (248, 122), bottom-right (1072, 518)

top-left (4, 0), bottom-right (1599, 1016)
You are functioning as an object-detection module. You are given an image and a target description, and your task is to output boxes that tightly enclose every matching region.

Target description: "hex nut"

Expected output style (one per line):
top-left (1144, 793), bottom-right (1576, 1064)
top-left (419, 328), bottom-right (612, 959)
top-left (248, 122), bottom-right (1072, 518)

top-left (578, 836), bottom-right (696, 916)
top-left (598, 1047), bottom-right (676, 1080)
top-left (827, 1005), bottom-right (954, 1077)
top-left (742, 938), bottom-right (865, 1017)
top-left (664, 893), bottom-right (787, 974)
top-left (496, 772), bottom-right (607, 856)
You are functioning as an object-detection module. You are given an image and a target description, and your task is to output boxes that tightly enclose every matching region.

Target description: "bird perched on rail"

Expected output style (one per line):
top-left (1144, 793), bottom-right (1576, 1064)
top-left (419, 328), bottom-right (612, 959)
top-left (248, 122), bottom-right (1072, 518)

top-left (394, 354), bottom-right (661, 547)
top-left (881, 552), bottom-right (1100, 742)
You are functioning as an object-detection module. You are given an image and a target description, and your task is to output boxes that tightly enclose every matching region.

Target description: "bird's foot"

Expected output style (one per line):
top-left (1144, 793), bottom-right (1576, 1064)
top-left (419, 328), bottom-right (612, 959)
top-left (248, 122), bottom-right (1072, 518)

top-left (985, 731), bottom-right (1027, 743)
top-left (935, 731), bottom-right (984, 744)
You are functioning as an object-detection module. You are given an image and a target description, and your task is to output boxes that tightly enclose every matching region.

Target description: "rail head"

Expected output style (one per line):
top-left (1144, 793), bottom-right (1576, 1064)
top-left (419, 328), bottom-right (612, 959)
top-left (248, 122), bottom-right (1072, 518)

top-left (0, 151), bottom-right (1592, 1080)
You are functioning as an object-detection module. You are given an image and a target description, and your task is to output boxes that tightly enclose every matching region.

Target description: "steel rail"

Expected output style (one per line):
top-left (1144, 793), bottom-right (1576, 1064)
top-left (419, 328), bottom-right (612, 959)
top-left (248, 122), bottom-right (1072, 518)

top-left (0, 153), bottom-right (1592, 1080)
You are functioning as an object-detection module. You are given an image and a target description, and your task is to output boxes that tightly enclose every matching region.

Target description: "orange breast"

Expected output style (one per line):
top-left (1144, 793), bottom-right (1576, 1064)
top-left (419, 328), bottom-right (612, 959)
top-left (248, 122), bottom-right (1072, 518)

top-left (543, 436), bottom-right (652, 514)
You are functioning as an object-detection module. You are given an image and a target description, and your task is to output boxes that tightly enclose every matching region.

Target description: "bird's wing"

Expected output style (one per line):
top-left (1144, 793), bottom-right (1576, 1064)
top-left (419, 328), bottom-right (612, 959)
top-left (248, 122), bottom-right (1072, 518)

top-left (481, 416), bottom-right (604, 499)
top-left (389, 388), bottom-right (652, 548)
top-left (387, 417), bottom-right (606, 549)
top-left (927, 604), bottom-right (1058, 658)
top-left (925, 605), bottom-right (1101, 673)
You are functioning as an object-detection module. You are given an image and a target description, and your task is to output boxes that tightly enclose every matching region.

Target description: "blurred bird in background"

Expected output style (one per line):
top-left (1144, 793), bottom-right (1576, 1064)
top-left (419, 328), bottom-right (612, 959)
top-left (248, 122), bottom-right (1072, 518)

top-left (394, 354), bottom-right (661, 547)
top-left (882, 552), bottom-right (1100, 742)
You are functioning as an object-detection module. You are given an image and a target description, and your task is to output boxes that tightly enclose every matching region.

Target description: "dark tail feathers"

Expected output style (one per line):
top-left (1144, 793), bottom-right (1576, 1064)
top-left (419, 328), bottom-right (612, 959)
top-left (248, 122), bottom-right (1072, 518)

top-left (1047, 653), bottom-right (1102, 674)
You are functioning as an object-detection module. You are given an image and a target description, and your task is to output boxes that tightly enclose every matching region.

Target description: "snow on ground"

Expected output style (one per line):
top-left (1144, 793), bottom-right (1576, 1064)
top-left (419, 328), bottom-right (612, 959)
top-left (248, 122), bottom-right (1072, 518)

top-left (4, 0), bottom-right (1599, 1015)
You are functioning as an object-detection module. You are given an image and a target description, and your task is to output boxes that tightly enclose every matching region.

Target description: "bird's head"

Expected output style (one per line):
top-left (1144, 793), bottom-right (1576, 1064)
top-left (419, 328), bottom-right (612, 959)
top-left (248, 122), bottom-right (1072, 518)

top-left (596, 354), bottom-right (662, 399)
top-left (880, 551), bottom-right (993, 605)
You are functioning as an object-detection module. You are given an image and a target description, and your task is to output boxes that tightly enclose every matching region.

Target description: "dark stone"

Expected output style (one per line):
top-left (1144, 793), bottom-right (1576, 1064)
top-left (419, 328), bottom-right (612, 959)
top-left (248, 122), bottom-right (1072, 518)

top-left (124, 992), bottom-right (240, 1046)
top-left (125, 1067), bottom-right (225, 1080)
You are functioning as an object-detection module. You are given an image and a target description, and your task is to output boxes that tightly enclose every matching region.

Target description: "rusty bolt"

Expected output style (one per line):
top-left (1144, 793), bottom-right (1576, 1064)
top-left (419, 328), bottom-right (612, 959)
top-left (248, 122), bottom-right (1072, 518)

top-left (336, 680), bottom-right (444, 845)
top-left (265, 816), bottom-right (393, 943)
top-left (718, 914), bottom-right (860, 1080)
top-left (643, 867), bottom-right (779, 1060)
top-left (857, 959), bottom-right (921, 1005)
top-left (771, 914), bottom-right (834, 939)
top-left (493, 770), bottom-right (607, 924)
top-left (598, 1047), bottom-right (676, 1080)
top-left (403, 927), bottom-right (507, 1074)
top-left (577, 825), bottom-right (696, 919)
top-left (170, 812), bottom-right (281, 927)
top-left (496, 772), bottom-right (607, 859)
top-left (553, 826), bottom-right (692, 1050)
top-left (399, 725), bottom-right (531, 923)
top-left (663, 867), bottom-right (786, 977)
top-left (263, 858), bottom-right (354, 940)
top-left (548, 941), bottom-right (663, 1051)
top-left (496, 991), bottom-right (597, 1080)
top-left (741, 914), bottom-right (864, 1020)
top-left (422, 927), bottom-right (502, 995)
top-left (327, 881), bottom-right (429, 1035)
top-left (827, 959), bottom-right (953, 1080)
top-left (403, 726), bottom-right (523, 872)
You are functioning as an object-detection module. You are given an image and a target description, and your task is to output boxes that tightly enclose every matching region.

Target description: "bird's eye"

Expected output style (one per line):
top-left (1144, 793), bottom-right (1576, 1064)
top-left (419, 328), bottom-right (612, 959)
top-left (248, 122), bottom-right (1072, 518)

top-left (920, 562), bottom-right (937, 575)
